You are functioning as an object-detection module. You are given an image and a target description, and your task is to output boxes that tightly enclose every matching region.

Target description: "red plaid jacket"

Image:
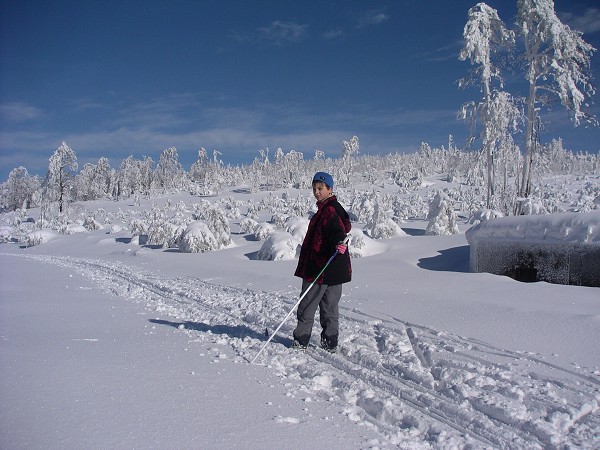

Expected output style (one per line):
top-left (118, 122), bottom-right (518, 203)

top-left (294, 195), bottom-right (352, 285)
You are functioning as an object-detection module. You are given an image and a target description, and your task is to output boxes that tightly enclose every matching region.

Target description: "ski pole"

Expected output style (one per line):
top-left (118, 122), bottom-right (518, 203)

top-left (250, 235), bottom-right (350, 364)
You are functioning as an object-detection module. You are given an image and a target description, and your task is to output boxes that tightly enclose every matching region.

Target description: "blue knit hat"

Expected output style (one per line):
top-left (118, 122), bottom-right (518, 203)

top-left (313, 172), bottom-right (334, 188)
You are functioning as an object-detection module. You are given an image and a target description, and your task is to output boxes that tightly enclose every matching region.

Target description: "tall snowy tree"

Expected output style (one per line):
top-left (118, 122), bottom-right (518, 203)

top-left (43, 142), bottom-right (78, 215)
top-left (459, 2), bottom-right (519, 209)
top-left (517, 0), bottom-right (596, 199)
top-left (154, 147), bottom-right (186, 191)
top-left (117, 155), bottom-right (154, 198)
top-left (2, 166), bottom-right (41, 211)
top-left (189, 147), bottom-right (209, 183)
top-left (75, 157), bottom-right (112, 201)
top-left (337, 135), bottom-right (359, 188)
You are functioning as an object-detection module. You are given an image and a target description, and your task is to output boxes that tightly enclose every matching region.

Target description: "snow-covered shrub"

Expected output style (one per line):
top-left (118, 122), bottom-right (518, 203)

top-left (406, 193), bottom-right (428, 220)
top-left (284, 216), bottom-right (309, 241)
top-left (91, 208), bottom-right (107, 222)
top-left (147, 220), bottom-right (182, 248)
top-left (270, 212), bottom-right (288, 228)
top-left (0, 225), bottom-right (17, 243)
top-left (137, 204), bottom-right (190, 248)
top-left (364, 194), bottom-right (406, 239)
top-left (365, 218), bottom-right (405, 239)
top-left (190, 200), bottom-right (211, 220)
top-left (239, 217), bottom-right (258, 234)
top-left (26, 229), bottom-right (57, 247)
top-left (253, 222), bottom-right (275, 241)
top-left (468, 209), bottom-right (504, 225)
top-left (518, 198), bottom-right (548, 215)
top-left (217, 197), bottom-right (241, 220)
top-left (391, 197), bottom-right (410, 223)
top-left (201, 205), bottom-right (233, 248)
top-left (60, 223), bottom-right (88, 235)
top-left (108, 224), bottom-right (125, 234)
top-left (178, 221), bottom-right (219, 253)
top-left (130, 219), bottom-right (147, 236)
top-left (83, 217), bottom-right (103, 231)
top-left (349, 190), bottom-right (376, 223)
top-left (260, 192), bottom-right (287, 213)
top-left (348, 233), bottom-right (365, 258)
top-left (286, 193), bottom-right (313, 217)
top-left (245, 202), bottom-right (260, 220)
top-left (257, 231), bottom-right (301, 261)
top-left (426, 192), bottom-right (459, 235)
top-left (392, 168), bottom-right (422, 189)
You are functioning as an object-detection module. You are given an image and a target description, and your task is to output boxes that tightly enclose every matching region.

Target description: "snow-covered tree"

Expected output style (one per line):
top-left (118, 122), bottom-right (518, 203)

top-left (202, 205), bottom-right (233, 248)
top-left (363, 192), bottom-right (405, 239)
top-left (179, 221), bottom-right (219, 253)
top-left (75, 157), bottom-right (112, 201)
top-left (42, 142), bottom-right (78, 216)
top-left (257, 231), bottom-right (300, 261)
top-left (239, 217), bottom-right (258, 234)
top-left (426, 192), bottom-right (459, 236)
top-left (517, 0), bottom-right (597, 199)
top-left (337, 135), bottom-right (359, 188)
top-left (189, 147), bottom-right (209, 184)
top-left (2, 166), bottom-right (41, 211)
top-left (117, 155), bottom-right (154, 199)
top-left (459, 3), bottom-right (519, 209)
top-left (253, 222), bottom-right (276, 241)
top-left (154, 147), bottom-right (186, 191)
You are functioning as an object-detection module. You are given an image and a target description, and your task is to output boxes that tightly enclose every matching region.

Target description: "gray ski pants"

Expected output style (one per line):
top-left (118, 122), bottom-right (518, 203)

top-left (293, 280), bottom-right (342, 347)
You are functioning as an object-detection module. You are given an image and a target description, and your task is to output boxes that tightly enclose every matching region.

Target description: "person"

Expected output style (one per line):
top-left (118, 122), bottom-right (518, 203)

top-left (292, 171), bottom-right (352, 353)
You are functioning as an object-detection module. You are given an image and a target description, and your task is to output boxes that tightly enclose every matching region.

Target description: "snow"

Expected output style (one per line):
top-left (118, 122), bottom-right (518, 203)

top-left (1, 179), bottom-right (600, 448)
top-left (466, 210), bottom-right (600, 244)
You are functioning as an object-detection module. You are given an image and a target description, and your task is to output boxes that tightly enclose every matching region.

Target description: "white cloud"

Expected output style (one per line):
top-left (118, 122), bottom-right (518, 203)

top-left (0, 102), bottom-right (43, 122)
top-left (0, 93), bottom-right (464, 178)
top-left (560, 8), bottom-right (600, 35)
top-left (357, 9), bottom-right (389, 28)
top-left (257, 20), bottom-right (308, 45)
top-left (323, 29), bottom-right (344, 39)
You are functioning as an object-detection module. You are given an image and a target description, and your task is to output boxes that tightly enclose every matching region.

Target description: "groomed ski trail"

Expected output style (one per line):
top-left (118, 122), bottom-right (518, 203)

top-left (10, 253), bottom-right (600, 449)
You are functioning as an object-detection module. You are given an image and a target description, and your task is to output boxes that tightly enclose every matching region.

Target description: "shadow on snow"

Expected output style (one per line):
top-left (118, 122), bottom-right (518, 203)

top-left (149, 318), bottom-right (281, 343)
top-left (417, 245), bottom-right (470, 273)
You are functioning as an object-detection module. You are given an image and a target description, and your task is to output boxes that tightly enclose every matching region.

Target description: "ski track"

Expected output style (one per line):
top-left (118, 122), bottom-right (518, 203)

top-left (11, 253), bottom-right (600, 449)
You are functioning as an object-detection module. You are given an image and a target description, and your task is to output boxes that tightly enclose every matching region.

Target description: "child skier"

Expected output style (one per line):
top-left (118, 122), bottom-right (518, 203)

top-left (292, 172), bottom-right (352, 353)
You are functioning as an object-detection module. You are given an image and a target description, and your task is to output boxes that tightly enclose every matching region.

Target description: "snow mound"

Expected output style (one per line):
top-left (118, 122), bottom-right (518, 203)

top-left (61, 224), bottom-right (88, 235)
top-left (257, 231), bottom-right (300, 261)
top-left (364, 218), bottom-right (407, 239)
top-left (348, 233), bottom-right (387, 258)
top-left (284, 216), bottom-right (309, 241)
top-left (26, 229), bottom-right (57, 246)
top-left (108, 224), bottom-right (125, 234)
top-left (469, 209), bottom-right (504, 225)
top-left (0, 225), bottom-right (17, 243)
top-left (178, 221), bottom-right (218, 253)
top-left (466, 210), bottom-right (600, 244)
top-left (253, 222), bottom-right (275, 241)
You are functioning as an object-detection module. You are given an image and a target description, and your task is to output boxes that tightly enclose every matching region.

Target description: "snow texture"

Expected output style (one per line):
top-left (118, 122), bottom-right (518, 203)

top-left (1, 177), bottom-right (599, 449)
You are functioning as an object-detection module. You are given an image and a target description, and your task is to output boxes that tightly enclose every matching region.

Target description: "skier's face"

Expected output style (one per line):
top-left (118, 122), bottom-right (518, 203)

top-left (312, 182), bottom-right (332, 202)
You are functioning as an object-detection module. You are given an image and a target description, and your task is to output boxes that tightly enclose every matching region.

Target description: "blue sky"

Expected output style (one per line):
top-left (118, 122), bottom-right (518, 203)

top-left (1, 0), bottom-right (599, 180)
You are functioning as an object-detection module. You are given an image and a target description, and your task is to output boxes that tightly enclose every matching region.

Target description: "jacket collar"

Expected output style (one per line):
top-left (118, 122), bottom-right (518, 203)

top-left (317, 195), bottom-right (336, 209)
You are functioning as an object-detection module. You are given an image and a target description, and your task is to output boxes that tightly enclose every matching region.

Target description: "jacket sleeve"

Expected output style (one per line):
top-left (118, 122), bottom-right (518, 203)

top-left (325, 204), bottom-right (350, 248)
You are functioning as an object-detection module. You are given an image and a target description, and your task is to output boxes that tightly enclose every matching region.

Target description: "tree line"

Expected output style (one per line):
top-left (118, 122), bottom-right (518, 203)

top-left (1, 0), bottom-right (598, 218)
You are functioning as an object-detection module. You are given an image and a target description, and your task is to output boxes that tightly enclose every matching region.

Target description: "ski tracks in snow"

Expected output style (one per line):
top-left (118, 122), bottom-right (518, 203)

top-left (14, 254), bottom-right (600, 449)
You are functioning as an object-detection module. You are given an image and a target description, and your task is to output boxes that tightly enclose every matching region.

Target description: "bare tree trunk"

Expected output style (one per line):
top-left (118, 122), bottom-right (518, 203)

top-left (520, 79), bottom-right (537, 200)
top-left (59, 169), bottom-right (64, 213)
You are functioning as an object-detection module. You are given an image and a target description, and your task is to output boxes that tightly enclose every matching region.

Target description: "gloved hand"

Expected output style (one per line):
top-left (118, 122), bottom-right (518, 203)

top-left (336, 244), bottom-right (347, 254)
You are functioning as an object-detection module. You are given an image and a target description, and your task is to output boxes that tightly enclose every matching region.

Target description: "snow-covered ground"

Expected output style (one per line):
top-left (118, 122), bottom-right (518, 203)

top-left (1, 176), bottom-right (599, 449)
